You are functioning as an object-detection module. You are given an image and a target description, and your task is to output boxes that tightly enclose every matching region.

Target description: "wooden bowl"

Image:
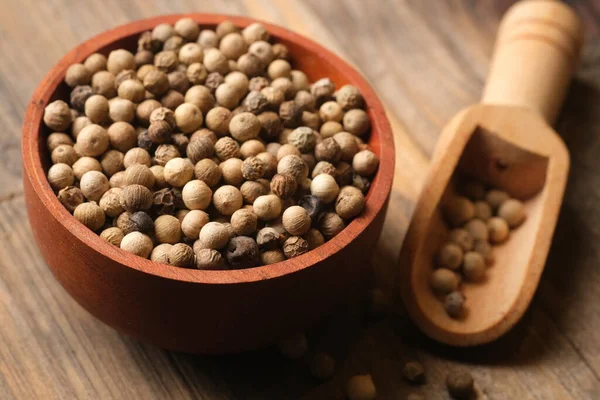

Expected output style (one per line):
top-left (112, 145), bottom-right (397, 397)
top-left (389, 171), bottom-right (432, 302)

top-left (21, 14), bottom-right (395, 354)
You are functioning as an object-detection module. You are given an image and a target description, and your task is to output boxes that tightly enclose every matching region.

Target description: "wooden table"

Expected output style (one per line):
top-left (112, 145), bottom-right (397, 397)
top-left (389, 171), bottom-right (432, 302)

top-left (2, 0), bottom-right (600, 398)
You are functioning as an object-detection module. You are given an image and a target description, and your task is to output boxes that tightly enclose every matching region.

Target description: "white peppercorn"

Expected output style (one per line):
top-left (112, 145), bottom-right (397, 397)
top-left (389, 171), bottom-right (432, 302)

top-left (352, 149), bottom-right (379, 176)
top-left (319, 212), bottom-right (345, 239)
top-left (311, 173), bottom-right (339, 204)
top-left (120, 232), bottom-right (153, 258)
top-left (196, 248), bottom-right (226, 270)
top-left (498, 199), bottom-right (525, 228)
top-left (220, 158), bottom-right (244, 186)
top-left (164, 157), bottom-right (194, 187)
top-left (199, 222), bottom-right (230, 249)
top-left (194, 158), bottom-right (222, 187)
top-left (150, 243), bottom-right (173, 263)
top-left (213, 185), bottom-right (243, 215)
top-left (154, 214), bottom-right (181, 244)
top-left (182, 180), bottom-right (212, 210)
top-left (100, 227), bottom-right (124, 247)
top-left (48, 163), bottom-right (75, 190)
top-left (253, 194), bottom-right (282, 221)
top-left (74, 201), bottom-right (105, 231)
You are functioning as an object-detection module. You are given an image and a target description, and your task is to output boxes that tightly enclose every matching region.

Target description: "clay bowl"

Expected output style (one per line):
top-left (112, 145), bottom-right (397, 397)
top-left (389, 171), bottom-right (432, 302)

top-left (21, 14), bottom-right (394, 354)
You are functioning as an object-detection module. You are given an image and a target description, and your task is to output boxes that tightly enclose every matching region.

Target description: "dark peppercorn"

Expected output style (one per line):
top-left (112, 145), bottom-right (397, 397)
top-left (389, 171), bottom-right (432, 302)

top-left (446, 371), bottom-right (474, 399)
top-left (279, 100), bottom-right (302, 128)
top-left (70, 85), bottom-right (94, 111)
top-left (205, 72), bottom-right (224, 93)
top-left (138, 31), bottom-right (161, 53)
top-left (445, 291), bottom-right (465, 319)
top-left (152, 188), bottom-right (176, 215)
top-left (335, 162), bottom-right (354, 187)
top-left (402, 361), bottom-right (425, 384)
top-left (138, 129), bottom-right (156, 152)
top-left (352, 173), bottom-right (371, 193)
top-left (248, 76), bottom-right (269, 92)
top-left (225, 236), bottom-right (260, 269)
top-left (148, 120), bottom-right (173, 144)
top-left (130, 211), bottom-right (154, 233)
top-left (298, 195), bottom-right (323, 222)
top-left (171, 133), bottom-right (189, 155)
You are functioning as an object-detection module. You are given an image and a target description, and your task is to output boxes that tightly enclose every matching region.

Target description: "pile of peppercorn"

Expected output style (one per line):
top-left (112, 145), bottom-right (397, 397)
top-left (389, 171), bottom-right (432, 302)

top-left (431, 179), bottom-right (526, 318)
top-left (44, 18), bottom-right (379, 270)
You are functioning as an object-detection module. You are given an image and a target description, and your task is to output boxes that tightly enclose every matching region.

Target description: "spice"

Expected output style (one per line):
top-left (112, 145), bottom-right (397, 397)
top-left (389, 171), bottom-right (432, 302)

top-left (449, 228), bottom-right (474, 251)
top-left (48, 20), bottom-right (378, 269)
top-left (446, 370), bottom-right (475, 399)
top-left (352, 149), bottom-right (379, 176)
top-left (194, 158), bottom-right (222, 187)
top-left (195, 248), bottom-right (225, 270)
top-left (150, 243), bottom-right (172, 263)
top-left (438, 243), bottom-right (463, 270)
top-left (282, 206), bottom-right (311, 236)
top-left (498, 199), bottom-right (525, 228)
top-left (199, 222), bottom-right (230, 249)
top-left (485, 189), bottom-right (509, 211)
top-left (311, 174), bottom-right (339, 204)
top-left (74, 201), bottom-right (105, 231)
top-left (119, 184), bottom-right (153, 212)
top-left (488, 217), bottom-right (509, 244)
top-left (120, 232), bottom-right (153, 258)
top-left (225, 236), bottom-right (260, 268)
top-left (335, 186), bottom-right (365, 219)
top-left (181, 180), bottom-right (212, 210)
top-left (445, 291), bottom-right (465, 319)
top-left (462, 251), bottom-right (486, 282)
top-left (445, 197), bottom-right (475, 228)
top-left (154, 214), bottom-right (181, 244)
top-left (167, 243), bottom-right (195, 267)
top-left (44, 100), bottom-right (72, 131)
top-left (57, 186), bottom-right (85, 213)
top-left (402, 361), bottom-right (425, 384)
top-left (48, 163), bottom-right (75, 190)
top-left (213, 185), bottom-right (243, 215)
top-left (76, 124), bottom-right (109, 157)
top-left (464, 219), bottom-right (488, 242)
top-left (473, 200), bottom-right (492, 221)
top-left (430, 268), bottom-right (460, 294)
top-left (100, 227), bottom-right (124, 247)
top-left (346, 374), bottom-right (377, 400)
top-left (181, 210), bottom-right (209, 238)
top-left (253, 194), bottom-right (282, 220)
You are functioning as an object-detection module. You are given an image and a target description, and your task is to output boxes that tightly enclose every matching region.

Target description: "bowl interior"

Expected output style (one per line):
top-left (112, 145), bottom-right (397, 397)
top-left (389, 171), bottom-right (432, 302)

top-left (23, 14), bottom-right (394, 284)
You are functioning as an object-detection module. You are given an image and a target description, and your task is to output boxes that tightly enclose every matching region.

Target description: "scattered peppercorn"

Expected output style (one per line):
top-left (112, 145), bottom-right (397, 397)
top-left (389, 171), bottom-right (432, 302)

top-left (446, 370), bottom-right (475, 399)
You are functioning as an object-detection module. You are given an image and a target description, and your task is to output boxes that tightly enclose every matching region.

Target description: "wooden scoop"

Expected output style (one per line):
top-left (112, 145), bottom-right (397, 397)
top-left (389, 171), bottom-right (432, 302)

top-left (398, 0), bottom-right (584, 346)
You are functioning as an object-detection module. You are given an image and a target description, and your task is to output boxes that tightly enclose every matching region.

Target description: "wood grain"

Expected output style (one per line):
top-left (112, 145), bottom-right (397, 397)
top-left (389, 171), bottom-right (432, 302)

top-left (2, 0), bottom-right (600, 398)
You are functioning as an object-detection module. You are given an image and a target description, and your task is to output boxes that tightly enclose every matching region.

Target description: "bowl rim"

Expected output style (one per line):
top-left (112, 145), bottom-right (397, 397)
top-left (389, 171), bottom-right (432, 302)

top-left (22, 13), bottom-right (395, 285)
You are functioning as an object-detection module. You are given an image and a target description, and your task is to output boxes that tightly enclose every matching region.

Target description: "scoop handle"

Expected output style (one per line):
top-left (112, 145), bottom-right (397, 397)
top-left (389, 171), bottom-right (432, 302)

top-left (481, 0), bottom-right (584, 125)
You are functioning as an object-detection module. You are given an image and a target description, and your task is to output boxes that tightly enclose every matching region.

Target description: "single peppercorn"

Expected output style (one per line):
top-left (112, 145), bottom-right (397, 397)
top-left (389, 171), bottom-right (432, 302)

top-left (431, 268), bottom-right (460, 294)
top-left (488, 217), bottom-right (509, 244)
top-left (74, 201), bottom-right (105, 231)
top-left (445, 196), bottom-right (475, 228)
top-left (100, 227), bottom-right (125, 247)
top-left (225, 236), bottom-right (260, 269)
top-left (464, 218), bottom-right (488, 242)
top-left (449, 228), bottom-right (474, 251)
top-left (241, 156), bottom-right (267, 180)
top-left (445, 291), bottom-right (466, 319)
top-left (57, 186), bottom-right (85, 213)
top-left (446, 370), bottom-right (475, 399)
top-left (282, 206), bottom-right (311, 236)
top-left (283, 236), bottom-right (309, 258)
top-left (120, 184), bottom-right (153, 212)
top-left (462, 251), bottom-right (486, 282)
top-left (498, 198), bottom-right (525, 228)
top-left (438, 242), bottom-right (463, 270)
top-left (167, 243), bottom-right (195, 267)
top-left (99, 188), bottom-right (124, 218)
top-left (120, 232), bottom-right (153, 258)
top-left (199, 222), bottom-right (230, 249)
top-left (196, 248), bottom-right (226, 270)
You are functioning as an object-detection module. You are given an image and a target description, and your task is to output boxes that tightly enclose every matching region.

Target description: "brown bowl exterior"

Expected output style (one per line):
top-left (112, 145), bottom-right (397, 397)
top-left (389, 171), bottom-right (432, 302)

top-left (22, 14), bottom-right (394, 354)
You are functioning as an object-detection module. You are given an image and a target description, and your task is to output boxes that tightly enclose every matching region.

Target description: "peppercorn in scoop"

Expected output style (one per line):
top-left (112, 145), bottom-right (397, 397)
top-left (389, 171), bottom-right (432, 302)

top-left (44, 18), bottom-right (379, 270)
top-left (432, 178), bottom-right (526, 318)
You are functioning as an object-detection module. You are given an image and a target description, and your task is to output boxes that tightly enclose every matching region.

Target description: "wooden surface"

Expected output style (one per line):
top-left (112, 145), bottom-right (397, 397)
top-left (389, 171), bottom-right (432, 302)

top-left (2, 0), bottom-right (600, 398)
